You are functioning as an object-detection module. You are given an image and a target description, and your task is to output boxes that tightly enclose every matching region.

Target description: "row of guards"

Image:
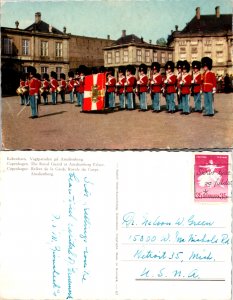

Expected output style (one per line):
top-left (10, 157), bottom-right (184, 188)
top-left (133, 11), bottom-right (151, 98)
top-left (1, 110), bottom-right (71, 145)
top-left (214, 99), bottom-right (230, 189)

top-left (17, 56), bottom-right (216, 118)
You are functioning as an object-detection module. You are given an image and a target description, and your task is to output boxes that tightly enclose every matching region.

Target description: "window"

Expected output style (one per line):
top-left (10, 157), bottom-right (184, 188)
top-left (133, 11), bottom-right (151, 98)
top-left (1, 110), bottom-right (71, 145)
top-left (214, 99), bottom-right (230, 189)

top-left (22, 39), bottom-right (30, 55)
top-left (204, 45), bottom-right (212, 52)
top-left (123, 50), bottom-right (128, 63)
top-left (115, 51), bottom-right (120, 64)
top-left (179, 40), bottom-right (186, 46)
top-left (204, 52), bottom-right (211, 58)
top-left (3, 38), bottom-right (12, 54)
top-left (56, 67), bottom-right (62, 79)
top-left (23, 66), bottom-right (29, 73)
top-left (190, 40), bottom-right (198, 45)
top-left (41, 41), bottom-right (48, 56)
top-left (153, 51), bottom-right (158, 62)
top-left (41, 67), bottom-right (48, 74)
top-left (216, 51), bottom-right (223, 63)
top-left (137, 49), bottom-right (142, 62)
top-left (180, 47), bottom-right (186, 53)
top-left (107, 52), bottom-right (112, 64)
top-left (55, 42), bottom-right (62, 57)
top-left (168, 53), bottom-right (172, 61)
top-left (191, 47), bottom-right (197, 53)
top-left (204, 40), bottom-right (212, 45)
top-left (191, 53), bottom-right (198, 60)
top-left (180, 53), bottom-right (186, 60)
top-left (161, 52), bottom-right (165, 64)
top-left (145, 50), bottom-right (150, 63)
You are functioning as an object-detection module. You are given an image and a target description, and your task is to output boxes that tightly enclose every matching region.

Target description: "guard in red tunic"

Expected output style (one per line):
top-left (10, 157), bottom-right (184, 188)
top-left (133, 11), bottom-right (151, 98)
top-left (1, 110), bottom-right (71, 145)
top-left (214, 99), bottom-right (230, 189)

top-left (41, 73), bottom-right (50, 104)
top-left (76, 65), bottom-right (87, 108)
top-left (58, 73), bottom-right (67, 103)
top-left (28, 66), bottom-right (39, 118)
top-left (164, 61), bottom-right (177, 113)
top-left (50, 71), bottom-right (58, 105)
top-left (35, 73), bottom-right (42, 104)
top-left (180, 60), bottom-right (192, 115)
top-left (201, 57), bottom-right (216, 116)
top-left (124, 65), bottom-right (136, 110)
top-left (150, 62), bottom-right (163, 112)
top-left (24, 73), bottom-right (30, 105)
top-left (67, 71), bottom-right (75, 103)
top-left (116, 65), bottom-right (126, 110)
top-left (137, 64), bottom-right (149, 111)
top-left (18, 73), bottom-right (26, 105)
top-left (105, 67), bottom-right (116, 110)
top-left (191, 60), bottom-right (202, 112)
top-left (176, 60), bottom-right (183, 111)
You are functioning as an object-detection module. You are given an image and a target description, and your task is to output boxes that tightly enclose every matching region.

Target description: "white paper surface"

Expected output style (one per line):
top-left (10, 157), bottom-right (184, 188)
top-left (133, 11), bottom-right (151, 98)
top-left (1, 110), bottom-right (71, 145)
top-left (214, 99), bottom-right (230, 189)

top-left (0, 151), bottom-right (232, 300)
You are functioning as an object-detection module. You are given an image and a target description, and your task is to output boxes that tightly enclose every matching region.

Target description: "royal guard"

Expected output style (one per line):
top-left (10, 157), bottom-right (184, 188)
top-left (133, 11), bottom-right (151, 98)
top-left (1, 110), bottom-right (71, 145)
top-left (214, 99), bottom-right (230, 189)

top-left (67, 71), bottom-right (75, 103)
top-left (179, 60), bottom-right (192, 115)
top-left (28, 66), bottom-right (39, 119)
top-left (74, 69), bottom-right (80, 104)
top-left (24, 73), bottom-right (30, 105)
top-left (150, 62), bottom-right (163, 112)
top-left (137, 64), bottom-right (149, 111)
top-left (41, 73), bottom-right (50, 105)
top-left (50, 71), bottom-right (58, 105)
top-left (105, 67), bottom-right (116, 110)
top-left (124, 65), bottom-right (136, 110)
top-left (59, 73), bottom-right (67, 103)
top-left (18, 73), bottom-right (26, 105)
top-left (35, 73), bottom-right (42, 104)
top-left (201, 57), bottom-right (217, 116)
top-left (76, 65), bottom-right (87, 107)
top-left (176, 60), bottom-right (183, 111)
top-left (164, 61), bottom-right (177, 113)
top-left (116, 66), bottom-right (126, 110)
top-left (191, 60), bottom-right (202, 112)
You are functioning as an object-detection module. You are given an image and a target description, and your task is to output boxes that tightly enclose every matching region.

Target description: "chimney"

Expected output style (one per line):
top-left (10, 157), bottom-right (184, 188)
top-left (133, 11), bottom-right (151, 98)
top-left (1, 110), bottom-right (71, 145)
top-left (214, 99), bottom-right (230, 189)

top-left (122, 30), bottom-right (126, 37)
top-left (63, 26), bottom-right (66, 34)
top-left (15, 20), bottom-right (19, 29)
top-left (149, 39), bottom-right (152, 44)
top-left (175, 25), bottom-right (178, 31)
top-left (196, 7), bottom-right (200, 19)
top-left (141, 37), bottom-right (144, 42)
top-left (107, 34), bottom-right (110, 40)
top-left (49, 24), bottom-right (53, 33)
top-left (35, 12), bottom-right (41, 23)
top-left (215, 6), bottom-right (220, 18)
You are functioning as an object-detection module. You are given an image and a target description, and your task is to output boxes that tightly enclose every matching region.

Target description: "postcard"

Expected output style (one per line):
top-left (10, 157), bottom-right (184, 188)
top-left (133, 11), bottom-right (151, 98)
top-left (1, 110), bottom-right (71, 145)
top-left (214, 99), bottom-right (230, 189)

top-left (0, 150), bottom-right (232, 300)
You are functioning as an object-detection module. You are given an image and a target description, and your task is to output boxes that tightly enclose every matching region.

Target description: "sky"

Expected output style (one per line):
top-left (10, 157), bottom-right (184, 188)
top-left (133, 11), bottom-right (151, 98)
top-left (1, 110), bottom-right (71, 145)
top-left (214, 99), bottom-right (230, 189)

top-left (1, 0), bottom-right (232, 43)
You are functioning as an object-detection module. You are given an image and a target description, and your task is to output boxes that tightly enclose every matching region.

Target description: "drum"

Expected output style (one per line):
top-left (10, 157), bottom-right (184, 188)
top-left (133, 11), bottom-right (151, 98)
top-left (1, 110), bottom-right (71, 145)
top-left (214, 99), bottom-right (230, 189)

top-left (16, 87), bottom-right (23, 95)
top-left (22, 87), bottom-right (29, 94)
top-left (57, 86), bottom-right (63, 93)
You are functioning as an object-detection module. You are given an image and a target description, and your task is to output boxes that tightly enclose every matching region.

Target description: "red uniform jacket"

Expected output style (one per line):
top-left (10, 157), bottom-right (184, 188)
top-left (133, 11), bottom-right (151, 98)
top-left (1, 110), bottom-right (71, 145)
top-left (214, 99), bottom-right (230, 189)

top-left (180, 73), bottom-right (192, 95)
top-left (192, 72), bottom-right (202, 93)
top-left (125, 75), bottom-right (136, 93)
top-left (36, 79), bottom-right (41, 92)
top-left (116, 75), bottom-right (126, 94)
top-left (67, 79), bottom-right (75, 92)
top-left (78, 76), bottom-right (85, 93)
top-left (165, 73), bottom-right (177, 94)
top-left (60, 79), bottom-right (66, 90)
top-left (202, 71), bottom-right (217, 93)
top-left (137, 74), bottom-right (148, 93)
top-left (29, 78), bottom-right (39, 96)
top-left (42, 80), bottom-right (50, 90)
top-left (176, 72), bottom-right (182, 89)
top-left (150, 73), bottom-right (163, 93)
top-left (50, 78), bottom-right (58, 92)
top-left (20, 80), bottom-right (25, 87)
top-left (106, 75), bottom-right (116, 93)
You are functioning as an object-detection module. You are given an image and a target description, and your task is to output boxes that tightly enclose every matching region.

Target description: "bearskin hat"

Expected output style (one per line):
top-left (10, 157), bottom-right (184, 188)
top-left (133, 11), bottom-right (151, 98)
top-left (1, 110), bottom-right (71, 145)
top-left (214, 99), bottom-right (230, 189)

top-left (126, 65), bottom-right (136, 75)
top-left (50, 71), bottom-right (57, 79)
top-left (151, 62), bottom-right (161, 72)
top-left (165, 61), bottom-right (175, 72)
top-left (60, 73), bottom-right (66, 80)
top-left (28, 66), bottom-right (37, 76)
top-left (68, 71), bottom-right (74, 78)
top-left (201, 57), bottom-right (212, 70)
top-left (35, 73), bottom-right (41, 80)
top-left (118, 65), bottom-right (126, 74)
top-left (42, 73), bottom-right (49, 80)
top-left (19, 72), bottom-right (26, 81)
top-left (176, 60), bottom-right (183, 69)
top-left (107, 67), bottom-right (115, 76)
top-left (79, 65), bottom-right (88, 75)
top-left (182, 60), bottom-right (190, 72)
top-left (99, 66), bottom-right (106, 73)
top-left (139, 63), bottom-right (147, 74)
top-left (91, 67), bottom-right (98, 74)
top-left (192, 60), bottom-right (201, 70)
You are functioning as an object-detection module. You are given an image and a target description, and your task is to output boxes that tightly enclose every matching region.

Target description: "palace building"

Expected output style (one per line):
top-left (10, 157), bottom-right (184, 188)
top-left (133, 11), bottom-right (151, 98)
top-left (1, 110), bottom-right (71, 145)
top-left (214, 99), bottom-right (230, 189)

top-left (167, 6), bottom-right (233, 75)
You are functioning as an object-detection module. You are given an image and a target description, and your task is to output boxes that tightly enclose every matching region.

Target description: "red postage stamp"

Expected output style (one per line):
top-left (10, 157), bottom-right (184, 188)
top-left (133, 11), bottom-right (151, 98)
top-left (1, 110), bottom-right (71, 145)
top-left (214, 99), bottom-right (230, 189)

top-left (194, 154), bottom-right (231, 202)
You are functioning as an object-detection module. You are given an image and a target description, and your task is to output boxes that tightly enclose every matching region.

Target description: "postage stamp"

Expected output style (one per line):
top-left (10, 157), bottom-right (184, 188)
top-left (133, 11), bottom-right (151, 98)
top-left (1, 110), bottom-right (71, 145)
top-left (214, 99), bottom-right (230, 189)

top-left (194, 154), bottom-right (231, 202)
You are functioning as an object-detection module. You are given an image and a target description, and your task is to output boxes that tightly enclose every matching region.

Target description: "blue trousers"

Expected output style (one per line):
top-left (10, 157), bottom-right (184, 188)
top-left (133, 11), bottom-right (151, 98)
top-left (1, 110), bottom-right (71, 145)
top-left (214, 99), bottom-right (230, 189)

top-left (119, 93), bottom-right (125, 108)
top-left (107, 92), bottom-right (115, 108)
top-left (139, 92), bottom-right (147, 110)
top-left (20, 95), bottom-right (25, 105)
top-left (177, 92), bottom-right (182, 110)
top-left (69, 91), bottom-right (74, 103)
top-left (77, 93), bottom-right (84, 106)
top-left (126, 93), bottom-right (134, 109)
top-left (42, 94), bottom-right (48, 104)
top-left (166, 93), bottom-right (175, 111)
top-left (51, 92), bottom-right (57, 104)
top-left (152, 93), bottom-right (160, 111)
top-left (193, 93), bottom-right (201, 111)
top-left (204, 92), bottom-right (214, 115)
top-left (30, 95), bottom-right (38, 117)
top-left (181, 94), bottom-right (190, 113)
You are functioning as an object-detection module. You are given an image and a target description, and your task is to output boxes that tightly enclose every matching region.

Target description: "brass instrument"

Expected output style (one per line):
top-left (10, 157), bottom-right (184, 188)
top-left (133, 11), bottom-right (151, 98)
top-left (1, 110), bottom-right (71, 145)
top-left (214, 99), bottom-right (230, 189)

top-left (22, 86), bottom-right (29, 94)
top-left (57, 86), bottom-right (64, 93)
top-left (39, 87), bottom-right (45, 94)
top-left (16, 87), bottom-right (23, 95)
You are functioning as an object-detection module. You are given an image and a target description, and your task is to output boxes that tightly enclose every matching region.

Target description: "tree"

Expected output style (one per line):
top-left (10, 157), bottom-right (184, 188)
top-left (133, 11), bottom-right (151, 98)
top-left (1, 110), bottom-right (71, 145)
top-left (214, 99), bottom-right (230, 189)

top-left (156, 37), bottom-right (167, 46)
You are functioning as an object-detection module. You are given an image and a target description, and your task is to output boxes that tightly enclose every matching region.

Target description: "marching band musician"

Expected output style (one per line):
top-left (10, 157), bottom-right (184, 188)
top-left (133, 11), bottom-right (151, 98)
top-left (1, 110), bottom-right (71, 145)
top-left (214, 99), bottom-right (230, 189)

top-left (176, 60), bottom-right (183, 111)
top-left (137, 64), bottom-right (149, 111)
top-left (24, 73), bottom-right (30, 106)
top-left (41, 73), bottom-right (50, 105)
top-left (105, 67), bottom-right (116, 110)
top-left (35, 73), bottom-right (42, 104)
top-left (18, 73), bottom-right (26, 105)
top-left (28, 66), bottom-right (39, 119)
top-left (59, 73), bottom-right (67, 103)
top-left (150, 62), bottom-right (163, 112)
top-left (74, 69), bottom-right (80, 105)
top-left (116, 66), bottom-right (126, 110)
top-left (179, 60), bottom-right (192, 115)
top-left (164, 61), bottom-right (177, 113)
top-left (76, 65), bottom-right (87, 108)
top-left (50, 71), bottom-right (58, 105)
top-left (124, 65), bottom-right (136, 110)
top-left (191, 60), bottom-right (202, 112)
top-left (201, 57), bottom-right (216, 117)
top-left (67, 71), bottom-right (75, 103)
